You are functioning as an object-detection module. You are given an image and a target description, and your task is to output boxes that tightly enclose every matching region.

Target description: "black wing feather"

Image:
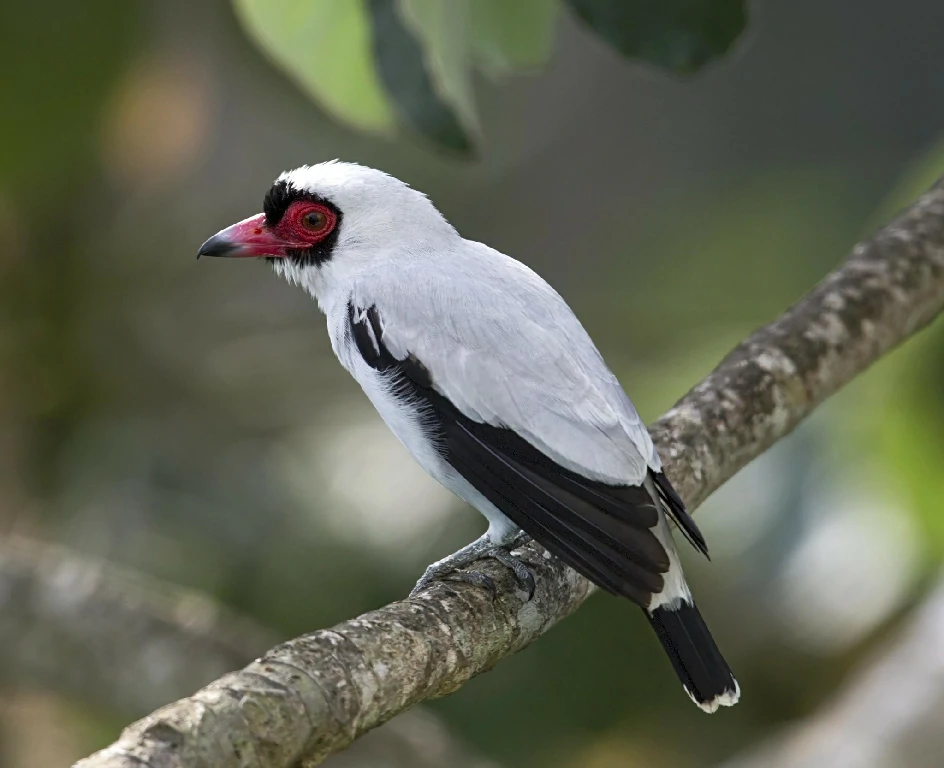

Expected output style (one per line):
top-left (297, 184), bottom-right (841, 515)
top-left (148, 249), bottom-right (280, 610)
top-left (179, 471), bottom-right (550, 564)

top-left (651, 470), bottom-right (708, 558)
top-left (349, 303), bottom-right (674, 607)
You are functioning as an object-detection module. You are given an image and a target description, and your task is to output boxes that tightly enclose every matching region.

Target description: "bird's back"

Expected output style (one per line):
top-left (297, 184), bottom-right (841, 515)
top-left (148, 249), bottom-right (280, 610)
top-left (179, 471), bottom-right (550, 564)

top-left (343, 239), bottom-right (659, 486)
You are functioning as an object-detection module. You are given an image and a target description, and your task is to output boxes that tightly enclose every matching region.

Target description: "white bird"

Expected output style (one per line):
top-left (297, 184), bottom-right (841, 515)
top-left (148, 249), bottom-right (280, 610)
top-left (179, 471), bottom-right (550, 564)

top-left (198, 161), bottom-right (739, 713)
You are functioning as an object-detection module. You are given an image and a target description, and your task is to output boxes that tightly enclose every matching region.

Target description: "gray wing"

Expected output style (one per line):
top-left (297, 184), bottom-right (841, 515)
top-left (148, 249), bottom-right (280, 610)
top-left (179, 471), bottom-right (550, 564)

top-left (345, 282), bottom-right (709, 607)
top-left (352, 247), bottom-right (660, 487)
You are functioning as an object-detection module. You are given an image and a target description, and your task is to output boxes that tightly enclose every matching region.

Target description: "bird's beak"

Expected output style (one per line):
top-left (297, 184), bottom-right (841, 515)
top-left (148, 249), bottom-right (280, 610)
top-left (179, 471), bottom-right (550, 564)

top-left (197, 214), bottom-right (294, 259)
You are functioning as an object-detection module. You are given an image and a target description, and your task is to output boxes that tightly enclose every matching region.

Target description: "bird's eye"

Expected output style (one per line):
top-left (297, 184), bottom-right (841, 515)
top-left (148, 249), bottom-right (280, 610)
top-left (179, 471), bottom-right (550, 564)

top-left (302, 210), bottom-right (328, 231)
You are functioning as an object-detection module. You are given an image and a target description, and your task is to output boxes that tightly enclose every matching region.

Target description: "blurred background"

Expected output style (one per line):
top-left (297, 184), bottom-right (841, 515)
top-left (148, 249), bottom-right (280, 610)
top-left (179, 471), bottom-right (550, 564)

top-left (3, 0), bottom-right (944, 766)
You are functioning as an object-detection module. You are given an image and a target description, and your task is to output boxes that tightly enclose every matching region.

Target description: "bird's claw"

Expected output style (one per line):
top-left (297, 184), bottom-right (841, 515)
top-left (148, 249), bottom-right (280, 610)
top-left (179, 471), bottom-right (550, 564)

top-left (489, 547), bottom-right (536, 600)
top-left (409, 564), bottom-right (445, 598)
top-left (409, 563), bottom-right (498, 599)
top-left (446, 570), bottom-right (498, 598)
top-left (409, 545), bottom-right (536, 601)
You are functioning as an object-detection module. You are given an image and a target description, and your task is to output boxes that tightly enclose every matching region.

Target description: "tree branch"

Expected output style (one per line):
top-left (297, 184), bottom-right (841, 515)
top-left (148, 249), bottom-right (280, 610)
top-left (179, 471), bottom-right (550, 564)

top-left (0, 535), bottom-right (275, 716)
top-left (0, 535), bottom-right (496, 768)
top-left (75, 178), bottom-right (944, 768)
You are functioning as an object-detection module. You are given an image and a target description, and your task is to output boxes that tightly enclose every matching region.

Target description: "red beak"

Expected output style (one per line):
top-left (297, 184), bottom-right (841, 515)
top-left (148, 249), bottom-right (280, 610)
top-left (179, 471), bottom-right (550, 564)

top-left (197, 214), bottom-right (301, 259)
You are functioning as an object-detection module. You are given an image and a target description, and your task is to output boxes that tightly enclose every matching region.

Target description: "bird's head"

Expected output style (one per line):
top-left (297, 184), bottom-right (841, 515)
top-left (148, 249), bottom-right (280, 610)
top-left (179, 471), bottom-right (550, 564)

top-left (198, 161), bottom-right (456, 299)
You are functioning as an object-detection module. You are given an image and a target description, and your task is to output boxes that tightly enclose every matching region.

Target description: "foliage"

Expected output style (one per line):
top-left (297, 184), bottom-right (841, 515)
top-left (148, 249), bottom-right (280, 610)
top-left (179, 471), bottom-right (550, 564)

top-left (232, 0), bottom-right (748, 154)
top-left (566, 0), bottom-right (747, 74)
top-left (0, 0), bottom-right (136, 184)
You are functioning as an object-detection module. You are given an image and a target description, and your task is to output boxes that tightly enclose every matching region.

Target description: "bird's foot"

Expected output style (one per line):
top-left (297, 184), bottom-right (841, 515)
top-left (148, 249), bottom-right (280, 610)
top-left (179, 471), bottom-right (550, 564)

top-left (486, 546), bottom-right (536, 599)
top-left (409, 531), bottom-right (535, 600)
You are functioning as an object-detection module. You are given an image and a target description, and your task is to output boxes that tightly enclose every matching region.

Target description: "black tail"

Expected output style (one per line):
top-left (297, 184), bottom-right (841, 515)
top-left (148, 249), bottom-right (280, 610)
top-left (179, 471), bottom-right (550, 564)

top-left (647, 600), bottom-right (739, 713)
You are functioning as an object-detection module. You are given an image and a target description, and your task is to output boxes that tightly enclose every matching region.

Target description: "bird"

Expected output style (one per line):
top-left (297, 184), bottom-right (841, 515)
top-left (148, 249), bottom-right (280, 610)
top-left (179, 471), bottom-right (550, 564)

top-left (198, 161), bottom-right (740, 713)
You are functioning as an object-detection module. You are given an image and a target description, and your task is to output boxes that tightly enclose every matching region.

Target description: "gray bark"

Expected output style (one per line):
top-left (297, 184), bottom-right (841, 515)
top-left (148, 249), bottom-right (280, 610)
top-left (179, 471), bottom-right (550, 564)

top-left (0, 536), bottom-right (494, 768)
top-left (0, 536), bottom-right (275, 715)
top-left (75, 178), bottom-right (944, 768)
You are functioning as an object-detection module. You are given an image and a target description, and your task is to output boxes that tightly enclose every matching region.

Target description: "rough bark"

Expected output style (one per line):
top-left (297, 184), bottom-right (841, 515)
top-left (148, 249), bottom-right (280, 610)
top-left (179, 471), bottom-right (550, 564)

top-left (75, 178), bottom-right (944, 768)
top-left (0, 536), bottom-right (275, 716)
top-left (0, 536), bottom-right (495, 768)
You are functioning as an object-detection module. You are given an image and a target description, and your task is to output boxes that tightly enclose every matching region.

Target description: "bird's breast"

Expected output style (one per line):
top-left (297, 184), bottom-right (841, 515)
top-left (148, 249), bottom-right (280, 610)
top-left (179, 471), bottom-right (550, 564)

top-left (331, 311), bottom-right (452, 488)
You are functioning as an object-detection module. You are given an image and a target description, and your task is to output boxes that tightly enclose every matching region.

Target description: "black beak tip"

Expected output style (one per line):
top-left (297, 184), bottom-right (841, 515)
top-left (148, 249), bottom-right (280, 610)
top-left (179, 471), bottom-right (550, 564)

top-left (197, 234), bottom-right (239, 260)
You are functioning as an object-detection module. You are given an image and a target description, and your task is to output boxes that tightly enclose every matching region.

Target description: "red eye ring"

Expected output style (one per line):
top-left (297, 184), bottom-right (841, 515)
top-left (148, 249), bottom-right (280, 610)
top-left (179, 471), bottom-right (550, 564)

top-left (291, 202), bottom-right (336, 238)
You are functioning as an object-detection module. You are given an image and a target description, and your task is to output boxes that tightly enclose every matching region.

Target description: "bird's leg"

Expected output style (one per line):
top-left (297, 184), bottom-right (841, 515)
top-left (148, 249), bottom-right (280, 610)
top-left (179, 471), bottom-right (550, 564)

top-left (410, 530), bottom-right (534, 600)
top-left (409, 535), bottom-right (494, 597)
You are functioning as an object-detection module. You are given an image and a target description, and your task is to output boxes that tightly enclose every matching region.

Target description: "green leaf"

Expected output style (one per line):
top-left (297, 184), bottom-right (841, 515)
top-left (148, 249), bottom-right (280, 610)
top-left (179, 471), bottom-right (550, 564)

top-left (232, 0), bottom-right (395, 133)
top-left (366, 0), bottom-right (473, 154)
top-left (0, 0), bottom-right (135, 184)
top-left (565, 0), bottom-right (747, 75)
top-left (398, 0), bottom-right (478, 133)
top-left (471, 0), bottom-right (560, 76)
